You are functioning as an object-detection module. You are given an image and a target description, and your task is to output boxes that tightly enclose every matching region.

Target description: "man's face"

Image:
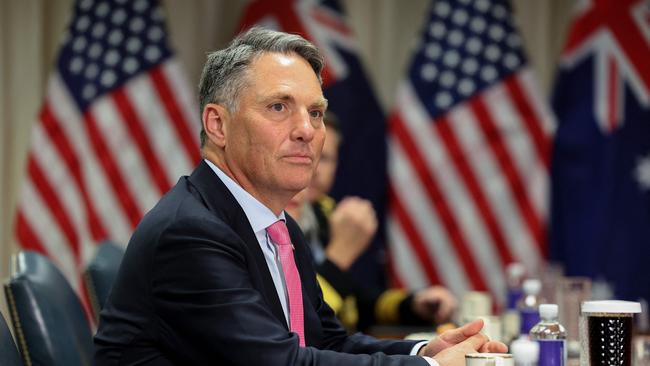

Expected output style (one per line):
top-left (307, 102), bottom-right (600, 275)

top-left (221, 52), bottom-right (327, 209)
top-left (307, 127), bottom-right (340, 202)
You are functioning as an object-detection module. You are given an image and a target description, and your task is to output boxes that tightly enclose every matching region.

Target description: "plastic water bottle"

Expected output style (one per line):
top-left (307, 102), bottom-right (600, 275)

top-left (518, 279), bottom-right (542, 335)
top-left (529, 304), bottom-right (566, 366)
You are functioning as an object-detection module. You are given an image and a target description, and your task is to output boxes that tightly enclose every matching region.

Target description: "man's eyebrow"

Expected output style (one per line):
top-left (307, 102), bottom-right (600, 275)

top-left (259, 94), bottom-right (328, 110)
top-left (311, 98), bottom-right (328, 110)
top-left (259, 93), bottom-right (294, 103)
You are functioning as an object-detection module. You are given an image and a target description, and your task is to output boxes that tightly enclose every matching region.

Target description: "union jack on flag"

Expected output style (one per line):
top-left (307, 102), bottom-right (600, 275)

top-left (551, 0), bottom-right (650, 302)
top-left (240, 0), bottom-right (390, 286)
top-left (387, 0), bottom-right (554, 303)
top-left (15, 0), bottom-right (200, 314)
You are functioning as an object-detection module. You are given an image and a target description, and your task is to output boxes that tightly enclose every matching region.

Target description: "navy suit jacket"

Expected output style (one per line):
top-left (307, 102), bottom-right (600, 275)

top-left (94, 161), bottom-right (428, 365)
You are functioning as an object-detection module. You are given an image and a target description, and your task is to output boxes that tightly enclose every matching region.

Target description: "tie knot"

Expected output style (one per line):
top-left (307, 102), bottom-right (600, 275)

top-left (267, 220), bottom-right (292, 247)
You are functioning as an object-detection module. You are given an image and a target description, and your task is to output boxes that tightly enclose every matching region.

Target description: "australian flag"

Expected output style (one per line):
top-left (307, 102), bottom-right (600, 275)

top-left (239, 0), bottom-right (387, 287)
top-left (550, 0), bottom-right (650, 302)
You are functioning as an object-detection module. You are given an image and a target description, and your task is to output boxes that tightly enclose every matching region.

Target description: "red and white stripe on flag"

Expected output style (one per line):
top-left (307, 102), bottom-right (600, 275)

top-left (387, 0), bottom-right (555, 305)
top-left (14, 0), bottom-right (200, 319)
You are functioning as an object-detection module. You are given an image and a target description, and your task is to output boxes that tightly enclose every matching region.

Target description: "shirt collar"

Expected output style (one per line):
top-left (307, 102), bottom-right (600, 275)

top-left (204, 159), bottom-right (285, 233)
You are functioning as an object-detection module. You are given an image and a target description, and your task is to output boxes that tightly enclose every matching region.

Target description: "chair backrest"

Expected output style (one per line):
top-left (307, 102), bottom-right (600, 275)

top-left (0, 310), bottom-right (24, 366)
top-left (4, 251), bottom-right (93, 366)
top-left (84, 241), bottom-right (125, 321)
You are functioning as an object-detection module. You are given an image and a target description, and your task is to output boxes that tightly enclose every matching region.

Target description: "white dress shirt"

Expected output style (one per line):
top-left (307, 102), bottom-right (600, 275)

top-left (205, 160), bottom-right (436, 365)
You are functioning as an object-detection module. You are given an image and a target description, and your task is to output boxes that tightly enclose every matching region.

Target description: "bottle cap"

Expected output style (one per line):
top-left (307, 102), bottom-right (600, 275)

top-left (522, 279), bottom-right (541, 295)
top-left (511, 337), bottom-right (539, 363)
top-left (539, 304), bottom-right (558, 319)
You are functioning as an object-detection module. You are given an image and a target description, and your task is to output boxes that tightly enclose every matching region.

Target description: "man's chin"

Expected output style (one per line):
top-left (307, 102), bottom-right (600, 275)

top-left (283, 181), bottom-right (311, 195)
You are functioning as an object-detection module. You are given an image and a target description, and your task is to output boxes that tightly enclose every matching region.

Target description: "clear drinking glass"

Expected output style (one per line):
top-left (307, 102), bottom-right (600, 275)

top-left (634, 335), bottom-right (650, 366)
top-left (557, 277), bottom-right (592, 359)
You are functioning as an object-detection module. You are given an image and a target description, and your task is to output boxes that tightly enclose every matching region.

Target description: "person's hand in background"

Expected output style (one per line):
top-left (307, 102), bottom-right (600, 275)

top-left (412, 285), bottom-right (458, 323)
top-left (326, 196), bottom-right (377, 270)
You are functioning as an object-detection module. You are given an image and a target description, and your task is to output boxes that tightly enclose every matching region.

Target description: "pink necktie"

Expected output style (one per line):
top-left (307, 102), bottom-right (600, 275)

top-left (267, 220), bottom-right (305, 346)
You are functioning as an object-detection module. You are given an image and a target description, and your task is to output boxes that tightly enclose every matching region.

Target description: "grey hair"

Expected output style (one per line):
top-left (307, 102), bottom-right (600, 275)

top-left (197, 27), bottom-right (325, 147)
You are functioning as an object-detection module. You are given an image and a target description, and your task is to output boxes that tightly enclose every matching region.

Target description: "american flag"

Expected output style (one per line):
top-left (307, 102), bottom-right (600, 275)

top-left (15, 0), bottom-right (200, 312)
top-left (550, 0), bottom-right (650, 302)
top-left (240, 0), bottom-right (390, 287)
top-left (387, 0), bottom-right (555, 304)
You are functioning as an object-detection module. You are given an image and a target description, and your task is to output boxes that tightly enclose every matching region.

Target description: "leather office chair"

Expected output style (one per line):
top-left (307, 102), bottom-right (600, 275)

top-left (84, 241), bottom-right (125, 321)
top-left (0, 310), bottom-right (23, 366)
top-left (4, 251), bottom-right (93, 366)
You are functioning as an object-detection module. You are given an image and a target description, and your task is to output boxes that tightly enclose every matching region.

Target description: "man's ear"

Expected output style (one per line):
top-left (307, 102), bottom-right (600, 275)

top-left (202, 103), bottom-right (228, 148)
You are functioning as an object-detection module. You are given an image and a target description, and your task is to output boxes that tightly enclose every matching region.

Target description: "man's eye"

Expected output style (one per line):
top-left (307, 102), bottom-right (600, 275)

top-left (310, 110), bottom-right (323, 119)
top-left (271, 103), bottom-right (285, 112)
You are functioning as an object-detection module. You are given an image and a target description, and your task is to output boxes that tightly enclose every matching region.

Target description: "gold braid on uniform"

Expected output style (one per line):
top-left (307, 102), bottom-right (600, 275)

top-left (374, 288), bottom-right (409, 324)
top-left (316, 274), bottom-right (358, 330)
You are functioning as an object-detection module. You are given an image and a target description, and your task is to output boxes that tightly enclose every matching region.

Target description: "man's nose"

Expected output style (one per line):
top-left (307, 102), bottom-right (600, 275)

top-left (291, 110), bottom-right (315, 142)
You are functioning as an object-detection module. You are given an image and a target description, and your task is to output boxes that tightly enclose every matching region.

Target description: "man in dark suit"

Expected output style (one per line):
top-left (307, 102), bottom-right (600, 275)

top-left (94, 27), bottom-right (506, 365)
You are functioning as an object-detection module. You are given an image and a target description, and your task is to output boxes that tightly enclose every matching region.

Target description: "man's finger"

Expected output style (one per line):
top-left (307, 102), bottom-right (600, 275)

top-left (464, 332), bottom-right (490, 351)
top-left (439, 318), bottom-right (484, 343)
top-left (479, 341), bottom-right (508, 353)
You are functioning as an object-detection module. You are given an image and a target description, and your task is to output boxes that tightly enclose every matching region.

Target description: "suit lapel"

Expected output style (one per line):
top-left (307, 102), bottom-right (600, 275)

top-left (187, 161), bottom-right (288, 328)
top-left (286, 216), bottom-right (311, 287)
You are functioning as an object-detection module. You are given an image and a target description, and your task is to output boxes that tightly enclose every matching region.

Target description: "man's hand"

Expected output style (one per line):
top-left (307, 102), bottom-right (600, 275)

top-left (418, 319), bottom-right (508, 359)
top-left (412, 286), bottom-right (457, 323)
top-left (326, 197), bottom-right (377, 270)
top-left (431, 332), bottom-right (505, 366)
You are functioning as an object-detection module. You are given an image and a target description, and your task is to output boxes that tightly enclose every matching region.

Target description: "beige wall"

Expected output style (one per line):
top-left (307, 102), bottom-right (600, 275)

top-left (0, 0), bottom-right (575, 317)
